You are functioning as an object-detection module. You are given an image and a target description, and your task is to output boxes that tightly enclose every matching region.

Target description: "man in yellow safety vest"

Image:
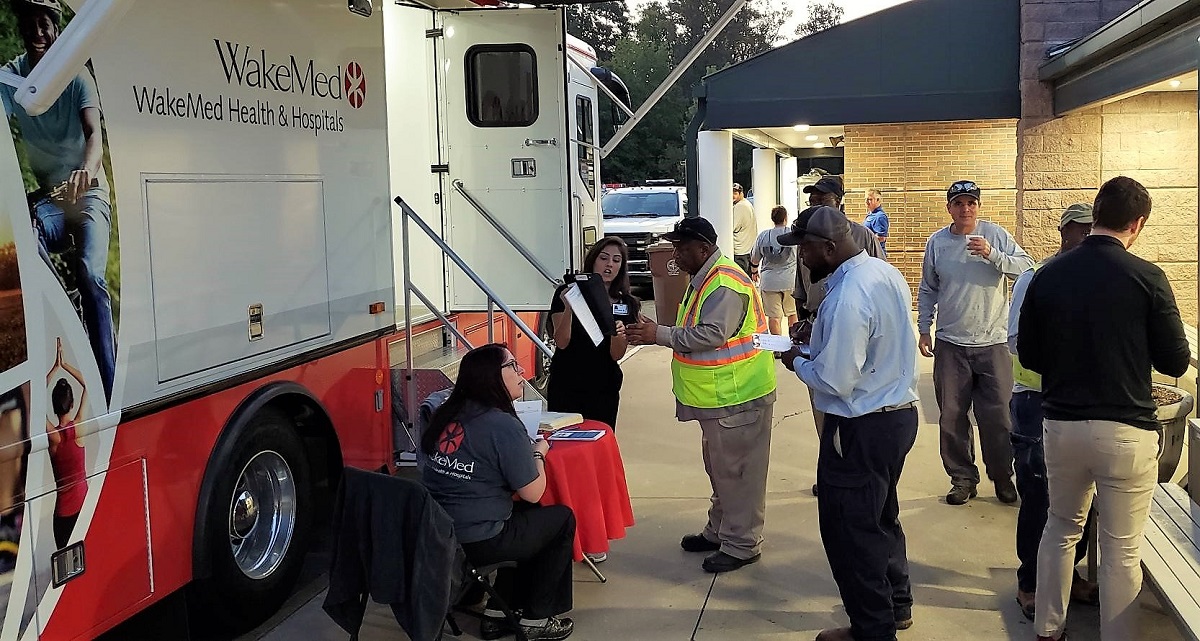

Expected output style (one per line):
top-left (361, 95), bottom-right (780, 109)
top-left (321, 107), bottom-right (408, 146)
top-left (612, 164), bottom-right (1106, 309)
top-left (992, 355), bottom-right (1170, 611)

top-left (626, 216), bottom-right (777, 573)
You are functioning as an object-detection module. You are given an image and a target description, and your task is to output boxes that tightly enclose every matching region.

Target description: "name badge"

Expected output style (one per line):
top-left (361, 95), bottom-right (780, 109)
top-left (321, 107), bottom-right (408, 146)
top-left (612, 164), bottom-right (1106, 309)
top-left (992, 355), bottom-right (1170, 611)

top-left (612, 303), bottom-right (629, 316)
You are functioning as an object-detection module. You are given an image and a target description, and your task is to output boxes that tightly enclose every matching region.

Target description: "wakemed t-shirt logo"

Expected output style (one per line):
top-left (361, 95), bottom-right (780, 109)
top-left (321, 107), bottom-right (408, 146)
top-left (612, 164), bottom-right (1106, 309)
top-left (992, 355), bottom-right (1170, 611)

top-left (432, 423), bottom-right (474, 478)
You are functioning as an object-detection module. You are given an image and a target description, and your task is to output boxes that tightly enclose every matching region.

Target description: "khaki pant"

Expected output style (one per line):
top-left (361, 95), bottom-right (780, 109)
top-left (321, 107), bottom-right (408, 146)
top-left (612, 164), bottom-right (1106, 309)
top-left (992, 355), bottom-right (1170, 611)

top-left (699, 404), bottom-right (774, 559)
top-left (1035, 419), bottom-right (1158, 641)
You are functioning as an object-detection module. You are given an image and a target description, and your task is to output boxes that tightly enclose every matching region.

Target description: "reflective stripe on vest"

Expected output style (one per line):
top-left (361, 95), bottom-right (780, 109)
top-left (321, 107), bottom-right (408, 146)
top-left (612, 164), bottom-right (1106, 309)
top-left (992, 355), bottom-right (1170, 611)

top-left (671, 256), bottom-right (776, 408)
top-left (1012, 263), bottom-right (1042, 390)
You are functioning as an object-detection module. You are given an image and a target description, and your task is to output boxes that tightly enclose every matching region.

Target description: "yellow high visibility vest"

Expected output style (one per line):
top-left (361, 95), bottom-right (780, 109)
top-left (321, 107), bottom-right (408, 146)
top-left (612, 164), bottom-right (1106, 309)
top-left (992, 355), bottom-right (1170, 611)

top-left (671, 256), bottom-right (776, 408)
top-left (1013, 263), bottom-right (1041, 390)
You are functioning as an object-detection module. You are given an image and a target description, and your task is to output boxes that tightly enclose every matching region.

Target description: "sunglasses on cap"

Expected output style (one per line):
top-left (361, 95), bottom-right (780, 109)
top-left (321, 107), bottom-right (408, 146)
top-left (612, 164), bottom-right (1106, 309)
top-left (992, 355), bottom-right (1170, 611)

top-left (948, 182), bottom-right (979, 195)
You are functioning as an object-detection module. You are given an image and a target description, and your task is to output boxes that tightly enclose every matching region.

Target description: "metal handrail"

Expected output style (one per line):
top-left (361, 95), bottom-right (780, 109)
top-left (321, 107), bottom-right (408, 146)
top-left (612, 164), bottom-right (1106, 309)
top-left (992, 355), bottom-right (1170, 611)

top-left (450, 179), bottom-right (561, 286)
top-left (397, 196), bottom-right (554, 421)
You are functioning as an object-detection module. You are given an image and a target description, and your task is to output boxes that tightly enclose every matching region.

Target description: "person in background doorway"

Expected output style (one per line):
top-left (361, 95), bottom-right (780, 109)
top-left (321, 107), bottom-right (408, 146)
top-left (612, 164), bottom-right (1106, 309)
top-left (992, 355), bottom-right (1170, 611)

top-left (863, 189), bottom-right (889, 257)
top-left (751, 206), bottom-right (797, 341)
top-left (625, 216), bottom-right (776, 574)
top-left (47, 337), bottom-right (87, 550)
top-left (546, 237), bottom-right (639, 432)
top-left (732, 183), bottom-right (757, 276)
top-left (1008, 203), bottom-right (1099, 621)
top-left (779, 206), bottom-right (920, 641)
top-left (918, 180), bottom-right (1033, 507)
top-left (1019, 177), bottom-right (1189, 641)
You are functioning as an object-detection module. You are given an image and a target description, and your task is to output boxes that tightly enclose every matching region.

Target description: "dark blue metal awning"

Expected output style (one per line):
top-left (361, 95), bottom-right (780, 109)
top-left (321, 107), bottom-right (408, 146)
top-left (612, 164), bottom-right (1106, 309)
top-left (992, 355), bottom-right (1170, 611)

top-left (698, 0), bottom-right (1021, 129)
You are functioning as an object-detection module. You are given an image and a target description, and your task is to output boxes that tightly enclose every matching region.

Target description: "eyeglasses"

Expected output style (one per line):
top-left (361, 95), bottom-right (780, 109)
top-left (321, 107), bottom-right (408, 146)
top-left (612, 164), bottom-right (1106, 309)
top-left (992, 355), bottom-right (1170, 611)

top-left (948, 181), bottom-right (978, 194)
top-left (501, 360), bottom-right (522, 373)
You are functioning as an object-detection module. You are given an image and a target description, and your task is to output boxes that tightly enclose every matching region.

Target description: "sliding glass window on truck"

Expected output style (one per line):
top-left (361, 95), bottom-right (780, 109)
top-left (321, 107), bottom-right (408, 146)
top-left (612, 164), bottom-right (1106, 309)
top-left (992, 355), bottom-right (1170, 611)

top-left (466, 44), bottom-right (538, 127)
top-left (576, 95), bottom-right (595, 199)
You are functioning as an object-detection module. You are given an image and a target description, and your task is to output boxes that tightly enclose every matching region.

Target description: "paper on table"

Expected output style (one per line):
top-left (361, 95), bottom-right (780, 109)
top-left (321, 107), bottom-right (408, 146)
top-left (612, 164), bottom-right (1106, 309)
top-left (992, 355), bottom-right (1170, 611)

top-left (514, 400), bottom-right (543, 440)
top-left (563, 283), bottom-right (604, 347)
top-left (752, 333), bottom-right (794, 352)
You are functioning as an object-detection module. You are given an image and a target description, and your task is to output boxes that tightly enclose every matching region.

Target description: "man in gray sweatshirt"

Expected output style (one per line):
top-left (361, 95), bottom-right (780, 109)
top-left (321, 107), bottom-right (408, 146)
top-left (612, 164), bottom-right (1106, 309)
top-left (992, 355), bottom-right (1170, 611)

top-left (918, 180), bottom-right (1033, 506)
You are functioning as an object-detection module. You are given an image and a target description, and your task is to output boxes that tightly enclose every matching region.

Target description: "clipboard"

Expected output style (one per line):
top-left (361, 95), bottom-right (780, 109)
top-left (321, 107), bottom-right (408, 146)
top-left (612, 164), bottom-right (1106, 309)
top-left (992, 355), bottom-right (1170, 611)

top-left (563, 272), bottom-right (617, 343)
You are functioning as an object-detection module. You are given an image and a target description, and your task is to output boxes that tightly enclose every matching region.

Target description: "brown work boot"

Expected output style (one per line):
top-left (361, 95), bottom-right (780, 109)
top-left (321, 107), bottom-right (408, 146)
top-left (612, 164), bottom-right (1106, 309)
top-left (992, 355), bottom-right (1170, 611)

top-left (815, 628), bottom-right (855, 641)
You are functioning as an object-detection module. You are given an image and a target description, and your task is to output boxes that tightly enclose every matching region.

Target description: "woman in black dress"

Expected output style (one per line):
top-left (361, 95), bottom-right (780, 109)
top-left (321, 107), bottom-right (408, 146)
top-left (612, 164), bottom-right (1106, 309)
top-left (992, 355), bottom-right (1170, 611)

top-left (546, 237), bottom-right (640, 430)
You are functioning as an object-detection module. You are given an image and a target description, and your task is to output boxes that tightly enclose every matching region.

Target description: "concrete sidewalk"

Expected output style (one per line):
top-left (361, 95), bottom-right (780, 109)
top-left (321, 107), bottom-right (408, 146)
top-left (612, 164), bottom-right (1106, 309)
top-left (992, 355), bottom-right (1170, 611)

top-left (248, 346), bottom-right (1184, 641)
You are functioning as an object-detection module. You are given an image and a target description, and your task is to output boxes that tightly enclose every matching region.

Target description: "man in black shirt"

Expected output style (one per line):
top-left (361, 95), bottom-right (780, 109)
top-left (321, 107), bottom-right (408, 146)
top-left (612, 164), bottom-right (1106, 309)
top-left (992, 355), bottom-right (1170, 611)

top-left (1017, 176), bottom-right (1189, 641)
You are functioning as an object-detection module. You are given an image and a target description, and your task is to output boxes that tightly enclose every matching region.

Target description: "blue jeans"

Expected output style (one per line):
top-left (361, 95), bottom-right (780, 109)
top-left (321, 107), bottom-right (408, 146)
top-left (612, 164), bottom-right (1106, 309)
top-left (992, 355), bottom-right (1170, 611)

top-left (1011, 390), bottom-right (1089, 592)
top-left (33, 194), bottom-right (116, 402)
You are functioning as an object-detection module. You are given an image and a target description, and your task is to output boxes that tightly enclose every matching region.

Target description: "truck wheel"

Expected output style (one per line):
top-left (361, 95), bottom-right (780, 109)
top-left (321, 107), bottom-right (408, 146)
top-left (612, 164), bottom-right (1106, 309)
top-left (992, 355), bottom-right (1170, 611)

top-left (192, 408), bottom-right (312, 629)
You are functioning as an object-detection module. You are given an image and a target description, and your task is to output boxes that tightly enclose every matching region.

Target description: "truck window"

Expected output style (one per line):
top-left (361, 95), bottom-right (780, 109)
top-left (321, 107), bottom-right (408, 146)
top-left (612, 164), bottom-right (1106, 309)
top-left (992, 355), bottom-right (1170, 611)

top-left (576, 95), bottom-right (595, 199)
top-left (601, 192), bottom-right (681, 217)
top-left (466, 45), bottom-right (538, 127)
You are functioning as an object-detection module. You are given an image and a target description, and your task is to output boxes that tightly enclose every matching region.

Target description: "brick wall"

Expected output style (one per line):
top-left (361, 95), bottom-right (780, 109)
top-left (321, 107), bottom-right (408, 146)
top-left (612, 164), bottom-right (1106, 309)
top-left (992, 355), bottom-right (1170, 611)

top-left (1021, 92), bottom-right (1199, 324)
top-left (843, 120), bottom-right (1019, 302)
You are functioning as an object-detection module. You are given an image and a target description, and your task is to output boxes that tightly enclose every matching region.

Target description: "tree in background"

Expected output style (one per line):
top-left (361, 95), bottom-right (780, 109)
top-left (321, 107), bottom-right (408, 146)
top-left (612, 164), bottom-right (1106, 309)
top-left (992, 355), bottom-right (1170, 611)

top-left (565, 2), bottom-right (631, 64)
top-left (796, 1), bottom-right (844, 38)
top-left (596, 0), bottom-right (789, 185)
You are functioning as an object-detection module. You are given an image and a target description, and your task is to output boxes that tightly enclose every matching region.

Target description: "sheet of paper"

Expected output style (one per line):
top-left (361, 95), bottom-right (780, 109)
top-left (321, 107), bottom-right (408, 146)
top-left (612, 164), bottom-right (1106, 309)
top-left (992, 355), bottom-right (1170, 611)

top-left (752, 333), bottom-right (794, 352)
top-left (564, 282), bottom-right (604, 347)
top-left (514, 400), bottom-right (543, 440)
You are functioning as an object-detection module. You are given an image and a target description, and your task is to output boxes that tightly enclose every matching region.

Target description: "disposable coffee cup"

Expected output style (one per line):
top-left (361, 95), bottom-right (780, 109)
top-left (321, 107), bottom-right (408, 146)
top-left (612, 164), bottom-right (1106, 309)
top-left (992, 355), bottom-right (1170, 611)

top-left (966, 234), bottom-right (984, 244)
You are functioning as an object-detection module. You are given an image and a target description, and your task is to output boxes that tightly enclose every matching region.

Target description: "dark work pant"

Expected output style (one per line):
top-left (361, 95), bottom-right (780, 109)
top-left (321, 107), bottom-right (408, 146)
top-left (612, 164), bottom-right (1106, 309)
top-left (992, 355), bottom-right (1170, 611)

top-left (933, 340), bottom-right (1014, 487)
top-left (460, 503), bottom-right (575, 619)
top-left (734, 254), bottom-right (752, 275)
top-left (818, 408), bottom-right (918, 641)
top-left (1011, 391), bottom-right (1091, 593)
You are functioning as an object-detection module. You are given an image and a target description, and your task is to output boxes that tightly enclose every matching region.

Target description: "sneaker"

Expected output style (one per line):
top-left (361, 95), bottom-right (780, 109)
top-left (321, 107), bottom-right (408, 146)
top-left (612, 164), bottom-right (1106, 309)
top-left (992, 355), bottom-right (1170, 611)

top-left (584, 552), bottom-right (607, 563)
top-left (1070, 575), bottom-right (1099, 605)
top-left (995, 478), bottom-right (1019, 504)
top-left (702, 551), bottom-right (760, 573)
top-left (680, 533), bottom-right (720, 552)
top-left (946, 485), bottom-right (977, 505)
top-left (895, 617), bottom-right (914, 631)
top-left (521, 616), bottom-right (574, 640)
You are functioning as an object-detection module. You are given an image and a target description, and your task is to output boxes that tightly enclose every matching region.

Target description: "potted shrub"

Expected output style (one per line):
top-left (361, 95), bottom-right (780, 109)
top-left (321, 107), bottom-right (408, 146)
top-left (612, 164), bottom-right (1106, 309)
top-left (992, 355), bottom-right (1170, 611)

top-left (1153, 383), bottom-right (1194, 483)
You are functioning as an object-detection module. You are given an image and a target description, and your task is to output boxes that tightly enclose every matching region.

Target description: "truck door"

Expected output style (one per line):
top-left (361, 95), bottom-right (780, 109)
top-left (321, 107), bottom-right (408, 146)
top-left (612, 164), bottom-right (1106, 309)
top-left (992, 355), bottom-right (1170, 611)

top-left (434, 7), bottom-right (570, 311)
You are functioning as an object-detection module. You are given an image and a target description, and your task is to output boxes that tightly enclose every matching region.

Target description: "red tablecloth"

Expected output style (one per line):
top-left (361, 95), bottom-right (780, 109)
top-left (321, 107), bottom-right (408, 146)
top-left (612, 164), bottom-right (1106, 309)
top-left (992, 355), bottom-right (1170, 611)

top-left (539, 421), bottom-right (635, 561)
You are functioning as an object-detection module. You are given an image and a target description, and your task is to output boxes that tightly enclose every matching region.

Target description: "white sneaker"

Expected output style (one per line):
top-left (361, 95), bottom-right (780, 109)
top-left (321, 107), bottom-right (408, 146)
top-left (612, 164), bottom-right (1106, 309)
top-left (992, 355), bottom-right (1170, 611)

top-left (584, 552), bottom-right (607, 563)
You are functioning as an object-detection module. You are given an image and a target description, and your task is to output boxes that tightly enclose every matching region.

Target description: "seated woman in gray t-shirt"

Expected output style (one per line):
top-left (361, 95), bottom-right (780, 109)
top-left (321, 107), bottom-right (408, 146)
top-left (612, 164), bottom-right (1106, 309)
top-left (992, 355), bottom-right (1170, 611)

top-left (421, 343), bottom-right (577, 640)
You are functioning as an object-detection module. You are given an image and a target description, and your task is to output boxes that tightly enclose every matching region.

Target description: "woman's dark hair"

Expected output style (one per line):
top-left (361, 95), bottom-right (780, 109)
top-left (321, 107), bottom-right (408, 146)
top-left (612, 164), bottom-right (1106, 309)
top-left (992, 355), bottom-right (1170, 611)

top-left (1093, 176), bottom-right (1151, 232)
top-left (420, 343), bottom-right (516, 455)
top-left (51, 378), bottom-right (72, 419)
top-left (770, 206), bottom-right (788, 225)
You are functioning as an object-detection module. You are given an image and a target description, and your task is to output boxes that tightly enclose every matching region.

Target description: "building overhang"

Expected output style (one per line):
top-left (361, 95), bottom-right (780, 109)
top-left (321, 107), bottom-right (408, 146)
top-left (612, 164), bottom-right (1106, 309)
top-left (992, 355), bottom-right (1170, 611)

top-left (698, 0), bottom-right (1020, 132)
top-left (1039, 0), bottom-right (1200, 114)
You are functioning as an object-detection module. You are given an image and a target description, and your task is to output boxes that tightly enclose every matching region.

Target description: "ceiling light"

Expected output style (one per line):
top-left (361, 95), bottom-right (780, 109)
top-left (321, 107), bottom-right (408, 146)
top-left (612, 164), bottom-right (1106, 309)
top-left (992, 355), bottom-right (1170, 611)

top-left (1170, 79), bottom-right (1182, 88)
top-left (813, 142), bottom-right (826, 148)
top-left (805, 135), bottom-right (818, 141)
top-left (793, 124), bottom-right (810, 132)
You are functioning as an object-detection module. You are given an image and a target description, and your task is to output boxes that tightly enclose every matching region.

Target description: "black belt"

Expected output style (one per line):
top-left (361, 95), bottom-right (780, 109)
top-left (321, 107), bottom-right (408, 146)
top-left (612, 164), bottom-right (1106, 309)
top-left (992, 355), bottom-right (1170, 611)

top-left (873, 401), bottom-right (917, 414)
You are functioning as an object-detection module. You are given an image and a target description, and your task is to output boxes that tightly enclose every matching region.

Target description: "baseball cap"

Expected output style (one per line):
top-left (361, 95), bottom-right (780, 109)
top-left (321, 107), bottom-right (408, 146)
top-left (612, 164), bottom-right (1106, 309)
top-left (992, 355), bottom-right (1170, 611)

top-left (947, 180), bottom-right (981, 203)
top-left (662, 216), bottom-right (718, 245)
top-left (732, 182), bottom-right (744, 193)
top-left (1059, 203), bottom-right (1094, 230)
top-left (777, 206), bottom-right (850, 245)
top-left (802, 175), bottom-right (845, 199)
top-left (13, 0), bottom-right (62, 19)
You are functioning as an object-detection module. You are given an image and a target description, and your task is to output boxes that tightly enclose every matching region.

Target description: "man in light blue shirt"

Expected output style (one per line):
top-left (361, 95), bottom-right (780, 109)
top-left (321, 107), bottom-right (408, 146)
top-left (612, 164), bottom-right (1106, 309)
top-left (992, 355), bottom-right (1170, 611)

top-left (863, 189), bottom-right (889, 257)
top-left (780, 206), bottom-right (919, 641)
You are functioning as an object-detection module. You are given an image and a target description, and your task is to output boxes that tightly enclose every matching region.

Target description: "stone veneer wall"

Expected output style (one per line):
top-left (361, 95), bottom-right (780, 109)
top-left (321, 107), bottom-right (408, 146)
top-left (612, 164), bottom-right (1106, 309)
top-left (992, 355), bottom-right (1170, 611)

top-left (843, 120), bottom-right (1019, 303)
top-left (1019, 92), bottom-right (1198, 325)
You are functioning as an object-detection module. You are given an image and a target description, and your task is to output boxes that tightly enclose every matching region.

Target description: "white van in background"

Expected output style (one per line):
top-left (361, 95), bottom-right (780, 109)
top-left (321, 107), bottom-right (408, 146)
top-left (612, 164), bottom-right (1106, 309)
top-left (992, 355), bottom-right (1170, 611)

top-left (601, 181), bottom-right (686, 285)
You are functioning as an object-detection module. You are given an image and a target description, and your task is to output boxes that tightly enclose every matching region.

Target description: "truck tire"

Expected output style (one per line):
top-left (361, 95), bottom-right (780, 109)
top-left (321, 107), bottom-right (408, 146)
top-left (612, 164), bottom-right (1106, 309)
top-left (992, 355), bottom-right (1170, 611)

top-left (192, 408), bottom-right (312, 629)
